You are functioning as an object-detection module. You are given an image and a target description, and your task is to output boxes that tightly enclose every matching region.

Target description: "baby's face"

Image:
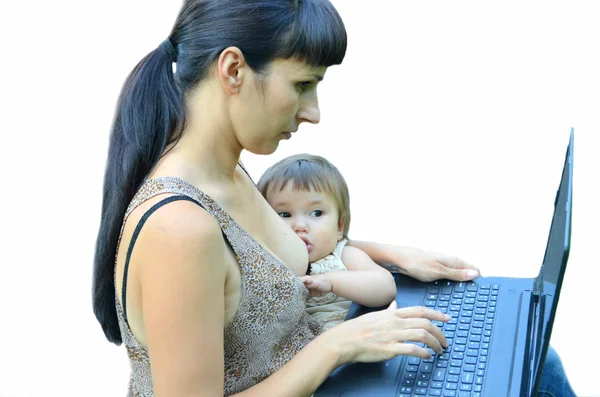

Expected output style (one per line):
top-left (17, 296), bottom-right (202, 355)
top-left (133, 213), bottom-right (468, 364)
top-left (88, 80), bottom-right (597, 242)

top-left (267, 183), bottom-right (343, 263)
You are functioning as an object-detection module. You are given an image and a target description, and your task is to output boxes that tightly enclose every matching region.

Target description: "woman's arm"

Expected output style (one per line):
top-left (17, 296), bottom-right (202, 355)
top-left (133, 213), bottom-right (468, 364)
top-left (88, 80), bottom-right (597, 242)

top-left (234, 303), bottom-right (450, 397)
top-left (300, 246), bottom-right (396, 307)
top-left (346, 239), bottom-right (480, 282)
top-left (138, 203), bottom-right (450, 397)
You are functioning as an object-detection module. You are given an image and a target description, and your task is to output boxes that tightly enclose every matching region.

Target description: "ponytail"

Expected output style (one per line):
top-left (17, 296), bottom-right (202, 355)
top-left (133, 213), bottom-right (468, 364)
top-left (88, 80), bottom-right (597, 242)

top-left (92, 42), bottom-right (184, 344)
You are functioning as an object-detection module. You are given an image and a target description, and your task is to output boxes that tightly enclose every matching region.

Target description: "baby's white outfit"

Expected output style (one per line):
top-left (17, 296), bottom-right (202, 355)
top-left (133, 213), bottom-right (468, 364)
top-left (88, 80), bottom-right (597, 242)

top-left (306, 239), bottom-right (352, 332)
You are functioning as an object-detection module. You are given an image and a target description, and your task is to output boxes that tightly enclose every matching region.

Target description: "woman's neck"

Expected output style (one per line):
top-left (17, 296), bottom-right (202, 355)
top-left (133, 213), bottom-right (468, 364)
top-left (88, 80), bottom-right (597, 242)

top-left (150, 82), bottom-right (242, 184)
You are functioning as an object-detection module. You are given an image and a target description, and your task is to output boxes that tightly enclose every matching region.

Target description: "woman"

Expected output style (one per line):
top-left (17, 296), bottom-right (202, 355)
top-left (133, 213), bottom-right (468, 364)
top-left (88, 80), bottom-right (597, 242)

top-left (92, 0), bottom-right (575, 395)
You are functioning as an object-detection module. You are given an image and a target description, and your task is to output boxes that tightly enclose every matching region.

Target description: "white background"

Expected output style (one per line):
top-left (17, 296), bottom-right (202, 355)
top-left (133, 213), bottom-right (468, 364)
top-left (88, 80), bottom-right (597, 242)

top-left (1, 1), bottom-right (599, 396)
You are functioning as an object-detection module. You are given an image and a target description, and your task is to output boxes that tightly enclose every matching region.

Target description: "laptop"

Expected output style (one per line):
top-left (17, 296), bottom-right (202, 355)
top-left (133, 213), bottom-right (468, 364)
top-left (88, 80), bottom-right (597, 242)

top-left (315, 129), bottom-right (574, 397)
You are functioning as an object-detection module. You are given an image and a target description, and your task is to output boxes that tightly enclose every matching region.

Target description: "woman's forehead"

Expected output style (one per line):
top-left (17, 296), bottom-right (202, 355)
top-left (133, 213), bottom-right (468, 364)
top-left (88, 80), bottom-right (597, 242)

top-left (270, 59), bottom-right (327, 78)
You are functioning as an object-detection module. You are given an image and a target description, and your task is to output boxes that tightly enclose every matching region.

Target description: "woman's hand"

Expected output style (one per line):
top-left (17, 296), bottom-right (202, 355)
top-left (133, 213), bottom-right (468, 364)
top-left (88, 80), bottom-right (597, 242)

top-left (387, 248), bottom-right (480, 282)
top-left (346, 240), bottom-right (480, 282)
top-left (325, 301), bottom-right (450, 366)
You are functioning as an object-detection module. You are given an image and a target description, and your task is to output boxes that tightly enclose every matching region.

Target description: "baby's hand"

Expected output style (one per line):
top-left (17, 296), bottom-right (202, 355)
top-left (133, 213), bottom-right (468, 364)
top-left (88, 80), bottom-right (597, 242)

top-left (299, 275), bottom-right (333, 297)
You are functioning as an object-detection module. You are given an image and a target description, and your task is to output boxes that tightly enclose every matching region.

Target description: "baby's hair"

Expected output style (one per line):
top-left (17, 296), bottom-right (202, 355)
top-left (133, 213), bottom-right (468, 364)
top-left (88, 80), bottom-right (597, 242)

top-left (257, 154), bottom-right (351, 238)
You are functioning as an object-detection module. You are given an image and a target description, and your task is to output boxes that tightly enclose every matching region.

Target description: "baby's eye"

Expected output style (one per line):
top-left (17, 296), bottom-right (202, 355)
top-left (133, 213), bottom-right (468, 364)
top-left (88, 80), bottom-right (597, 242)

top-left (310, 210), bottom-right (323, 217)
top-left (278, 212), bottom-right (291, 218)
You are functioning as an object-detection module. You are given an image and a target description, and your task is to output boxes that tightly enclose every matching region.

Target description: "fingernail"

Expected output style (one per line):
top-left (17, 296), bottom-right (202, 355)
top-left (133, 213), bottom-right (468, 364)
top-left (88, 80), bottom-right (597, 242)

top-left (444, 314), bottom-right (451, 320)
top-left (466, 270), bottom-right (479, 279)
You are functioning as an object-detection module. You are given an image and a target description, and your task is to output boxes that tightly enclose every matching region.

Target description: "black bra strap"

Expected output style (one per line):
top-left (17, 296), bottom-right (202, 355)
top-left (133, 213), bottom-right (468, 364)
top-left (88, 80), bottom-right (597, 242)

top-left (238, 162), bottom-right (256, 186)
top-left (121, 195), bottom-right (203, 327)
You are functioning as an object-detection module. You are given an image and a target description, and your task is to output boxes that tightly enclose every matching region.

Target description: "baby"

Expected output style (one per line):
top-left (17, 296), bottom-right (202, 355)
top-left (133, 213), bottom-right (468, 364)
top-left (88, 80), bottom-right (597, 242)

top-left (257, 154), bottom-right (397, 331)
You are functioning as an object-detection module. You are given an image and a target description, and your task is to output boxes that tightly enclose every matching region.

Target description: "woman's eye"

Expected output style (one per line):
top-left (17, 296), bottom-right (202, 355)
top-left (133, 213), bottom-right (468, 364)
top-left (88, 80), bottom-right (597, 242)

top-left (297, 81), bottom-right (313, 92)
top-left (278, 212), bottom-right (291, 218)
top-left (310, 210), bottom-right (323, 217)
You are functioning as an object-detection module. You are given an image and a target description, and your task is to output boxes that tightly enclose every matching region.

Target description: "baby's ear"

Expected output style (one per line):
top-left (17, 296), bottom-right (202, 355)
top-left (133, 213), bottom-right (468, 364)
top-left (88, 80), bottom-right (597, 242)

top-left (337, 215), bottom-right (345, 240)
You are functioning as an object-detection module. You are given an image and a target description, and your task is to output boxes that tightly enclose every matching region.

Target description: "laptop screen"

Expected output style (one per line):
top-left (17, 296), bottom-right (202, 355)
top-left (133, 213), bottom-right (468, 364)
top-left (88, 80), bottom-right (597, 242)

top-left (531, 129), bottom-right (574, 395)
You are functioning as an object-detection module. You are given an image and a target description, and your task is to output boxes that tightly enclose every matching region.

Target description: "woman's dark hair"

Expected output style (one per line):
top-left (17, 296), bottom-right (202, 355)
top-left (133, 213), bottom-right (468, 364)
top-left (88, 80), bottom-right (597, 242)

top-left (93, 0), bottom-right (347, 345)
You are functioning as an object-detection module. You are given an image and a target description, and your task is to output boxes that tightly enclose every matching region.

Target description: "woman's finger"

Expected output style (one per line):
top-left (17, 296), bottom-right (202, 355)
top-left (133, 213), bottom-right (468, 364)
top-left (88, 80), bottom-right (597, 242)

top-left (397, 328), bottom-right (444, 355)
top-left (395, 306), bottom-right (451, 322)
top-left (395, 319), bottom-right (448, 351)
top-left (390, 342), bottom-right (432, 359)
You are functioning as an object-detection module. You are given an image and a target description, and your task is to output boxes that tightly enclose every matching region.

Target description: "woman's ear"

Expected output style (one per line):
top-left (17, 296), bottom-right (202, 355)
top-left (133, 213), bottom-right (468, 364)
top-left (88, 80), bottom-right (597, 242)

top-left (217, 46), bottom-right (247, 95)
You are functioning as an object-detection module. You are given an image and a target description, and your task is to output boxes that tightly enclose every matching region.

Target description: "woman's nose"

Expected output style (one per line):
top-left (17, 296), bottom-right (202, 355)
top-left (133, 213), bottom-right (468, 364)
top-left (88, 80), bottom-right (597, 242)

top-left (297, 97), bottom-right (321, 125)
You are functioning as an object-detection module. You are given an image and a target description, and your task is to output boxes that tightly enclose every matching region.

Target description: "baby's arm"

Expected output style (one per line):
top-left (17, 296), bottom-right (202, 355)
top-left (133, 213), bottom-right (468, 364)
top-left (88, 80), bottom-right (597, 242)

top-left (301, 246), bottom-right (397, 307)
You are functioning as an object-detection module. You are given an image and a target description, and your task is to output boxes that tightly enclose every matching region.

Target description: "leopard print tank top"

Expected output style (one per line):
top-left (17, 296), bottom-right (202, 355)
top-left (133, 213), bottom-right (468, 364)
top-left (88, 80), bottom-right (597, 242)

top-left (114, 176), bottom-right (321, 396)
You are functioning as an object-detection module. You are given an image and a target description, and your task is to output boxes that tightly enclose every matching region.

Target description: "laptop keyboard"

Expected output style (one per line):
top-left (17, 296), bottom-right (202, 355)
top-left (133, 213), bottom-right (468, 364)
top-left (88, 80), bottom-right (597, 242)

top-left (398, 281), bottom-right (499, 397)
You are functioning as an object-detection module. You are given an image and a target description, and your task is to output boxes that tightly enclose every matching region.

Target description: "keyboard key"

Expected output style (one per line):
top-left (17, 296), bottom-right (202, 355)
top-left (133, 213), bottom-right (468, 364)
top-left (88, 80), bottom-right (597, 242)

top-left (447, 375), bottom-right (460, 383)
top-left (465, 292), bottom-right (477, 298)
top-left (454, 282), bottom-right (466, 292)
top-left (402, 379), bottom-right (415, 387)
top-left (446, 383), bottom-right (458, 390)
top-left (459, 383), bottom-right (473, 391)
top-left (415, 388), bottom-right (428, 395)
top-left (442, 282), bottom-right (453, 295)
top-left (406, 365), bottom-right (419, 372)
top-left (461, 372), bottom-right (474, 384)
top-left (400, 387), bottom-right (413, 393)
top-left (451, 352), bottom-right (464, 360)
top-left (455, 338), bottom-right (467, 345)
top-left (405, 372), bottom-right (416, 379)
top-left (440, 295), bottom-right (451, 302)
top-left (425, 300), bottom-right (437, 307)
top-left (470, 335), bottom-right (482, 342)
top-left (453, 292), bottom-right (465, 299)
top-left (480, 284), bottom-right (490, 290)
top-left (465, 357), bottom-right (477, 365)
top-left (464, 364), bottom-right (476, 372)
top-left (453, 345), bottom-right (465, 352)
top-left (481, 349), bottom-right (488, 357)
top-left (467, 283), bottom-right (478, 291)
top-left (419, 373), bottom-right (432, 381)
top-left (445, 324), bottom-right (457, 331)
top-left (458, 392), bottom-right (471, 397)
top-left (409, 357), bottom-right (421, 365)
top-left (431, 381), bottom-right (444, 389)
top-left (468, 342), bottom-right (480, 349)
top-left (471, 328), bottom-right (482, 335)
top-left (429, 390), bottom-right (442, 396)
top-left (417, 380), bottom-right (430, 387)
top-left (451, 360), bottom-right (462, 367)
top-left (436, 360), bottom-right (448, 368)
top-left (464, 298), bottom-right (476, 305)
top-left (443, 390), bottom-right (457, 397)
top-left (420, 364), bottom-right (434, 373)
top-left (466, 349), bottom-right (478, 357)
top-left (479, 290), bottom-right (490, 296)
top-left (433, 369), bottom-right (446, 381)
top-left (449, 367), bottom-right (461, 375)
top-left (478, 363), bottom-right (486, 370)
top-left (474, 385), bottom-right (482, 392)
top-left (475, 376), bottom-right (484, 385)
top-left (456, 331), bottom-right (468, 338)
top-left (476, 369), bottom-right (484, 376)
